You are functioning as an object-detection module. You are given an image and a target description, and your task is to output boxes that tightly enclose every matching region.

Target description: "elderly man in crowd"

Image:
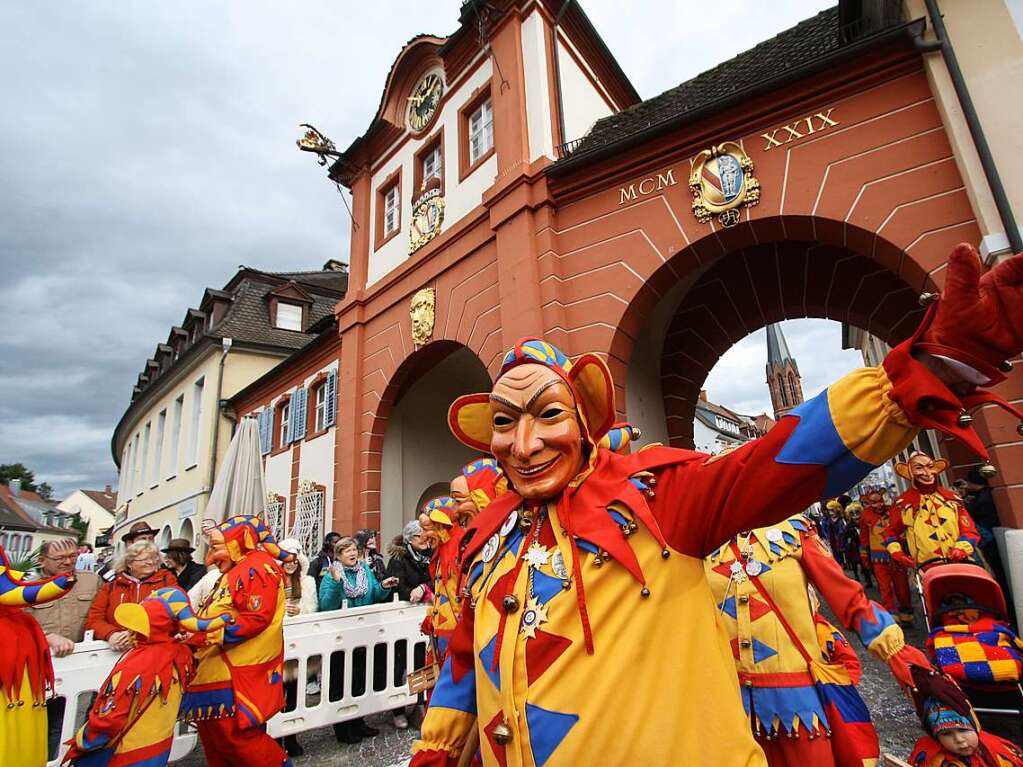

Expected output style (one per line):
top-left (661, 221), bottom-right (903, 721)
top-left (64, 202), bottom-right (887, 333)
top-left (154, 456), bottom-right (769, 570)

top-left (86, 539), bottom-right (176, 652)
top-left (26, 538), bottom-right (100, 759)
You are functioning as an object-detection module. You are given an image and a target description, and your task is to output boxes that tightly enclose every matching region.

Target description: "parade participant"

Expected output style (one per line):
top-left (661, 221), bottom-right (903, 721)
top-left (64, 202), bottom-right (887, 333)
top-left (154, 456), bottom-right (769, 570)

top-left (908, 697), bottom-right (1023, 766)
top-left (885, 452), bottom-right (982, 570)
top-left (860, 488), bottom-right (914, 624)
top-left (180, 515), bottom-right (294, 767)
top-left (822, 499), bottom-right (849, 565)
top-left (707, 516), bottom-right (930, 766)
top-left (841, 500), bottom-right (871, 585)
top-left (451, 458), bottom-right (508, 522)
top-left (409, 243), bottom-right (1020, 767)
top-left (27, 538), bottom-right (101, 758)
top-left (419, 495), bottom-right (464, 660)
top-left (63, 587), bottom-right (233, 767)
top-left (0, 544), bottom-right (76, 767)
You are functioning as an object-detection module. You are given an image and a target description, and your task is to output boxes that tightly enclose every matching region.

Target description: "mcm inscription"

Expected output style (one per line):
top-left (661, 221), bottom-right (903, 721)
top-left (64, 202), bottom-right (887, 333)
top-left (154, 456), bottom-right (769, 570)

top-left (761, 108), bottom-right (838, 151)
top-left (618, 168), bottom-right (679, 206)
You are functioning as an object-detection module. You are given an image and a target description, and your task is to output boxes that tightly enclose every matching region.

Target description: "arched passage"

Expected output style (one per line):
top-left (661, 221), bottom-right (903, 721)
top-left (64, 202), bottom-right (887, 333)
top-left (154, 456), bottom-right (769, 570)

top-left (377, 342), bottom-right (492, 543)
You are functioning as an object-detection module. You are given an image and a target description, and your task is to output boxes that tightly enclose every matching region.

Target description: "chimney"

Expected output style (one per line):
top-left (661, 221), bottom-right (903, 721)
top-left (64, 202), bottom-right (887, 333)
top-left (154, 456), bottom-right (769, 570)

top-left (322, 259), bottom-right (348, 272)
top-left (10, 478), bottom-right (21, 496)
top-left (698, 390), bottom-right (708, 402)
top-left (104, 484), bottom-right (113, 495)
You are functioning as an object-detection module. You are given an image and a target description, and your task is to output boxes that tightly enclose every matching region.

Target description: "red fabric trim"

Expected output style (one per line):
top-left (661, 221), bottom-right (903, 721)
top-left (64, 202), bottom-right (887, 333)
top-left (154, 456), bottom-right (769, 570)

top-left (409, 748), bottom-right (462, 767)
top-left (737, 670), bottom-right (814, 687)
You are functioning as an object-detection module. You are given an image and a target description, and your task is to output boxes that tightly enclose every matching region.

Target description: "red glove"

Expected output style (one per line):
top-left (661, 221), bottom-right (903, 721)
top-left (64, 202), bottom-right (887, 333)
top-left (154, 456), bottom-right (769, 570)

top-left (917, 244), bottom-right (1023, 384)
top-left (947, 548), bottom-right (968, 562)
top-left (892, 550), bottom-right (915, 569)
top-left (887, 644), bottom-right (932, 689)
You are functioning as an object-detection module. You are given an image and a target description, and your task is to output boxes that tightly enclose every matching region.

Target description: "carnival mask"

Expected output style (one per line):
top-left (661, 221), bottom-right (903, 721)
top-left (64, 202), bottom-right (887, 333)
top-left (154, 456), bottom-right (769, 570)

top-left (896, 452), bottom-right (948, 491)
top-left (205, 530), bottom-right (232, 573)
top-left (489, 363), bottom-right (584, 500)
top-left (449, 474), bottom-right (475, 524)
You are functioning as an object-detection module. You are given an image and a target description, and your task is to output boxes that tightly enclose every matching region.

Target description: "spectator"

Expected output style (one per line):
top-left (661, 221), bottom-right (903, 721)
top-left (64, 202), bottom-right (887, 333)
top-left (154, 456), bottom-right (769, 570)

top-left (160, 538), bottom-right (205, 592)
top-left (276, 538), bottom-right (318, 758)
top-left (308, 532), bottom-right (341, 588)
top-left (962, 467), bottom-right (1012, 607)
top-left (319, 536), bottom-right (398, 743)
top-left (385, 520), bottom-right (433, 729)
top-left (75, 543), bottom-right (97, 573)
top-left (85, 540), bottom-right (176, 652)
top-left (355, 528), bottom-right (386, 582)
top-left (26, 538), bottom-right (99, 760)
top-left (97, 522), bottom-right (159, 583)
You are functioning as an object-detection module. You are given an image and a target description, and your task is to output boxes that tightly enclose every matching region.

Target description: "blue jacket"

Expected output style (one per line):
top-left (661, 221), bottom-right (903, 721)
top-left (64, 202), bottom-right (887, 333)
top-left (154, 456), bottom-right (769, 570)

top-left (318, 562), bottom-right (391, 610)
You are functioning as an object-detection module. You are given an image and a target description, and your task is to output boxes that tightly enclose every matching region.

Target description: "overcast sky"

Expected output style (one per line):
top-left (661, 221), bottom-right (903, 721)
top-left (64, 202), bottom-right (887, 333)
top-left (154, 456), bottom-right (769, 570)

top-left (0, 0), bottom-right (855, 498)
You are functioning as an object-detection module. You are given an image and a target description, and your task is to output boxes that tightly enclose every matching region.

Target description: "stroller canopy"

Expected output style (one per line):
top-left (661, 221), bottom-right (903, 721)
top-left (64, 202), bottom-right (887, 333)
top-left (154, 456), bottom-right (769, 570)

top-left (922, 563), bottom-right (1007, 621)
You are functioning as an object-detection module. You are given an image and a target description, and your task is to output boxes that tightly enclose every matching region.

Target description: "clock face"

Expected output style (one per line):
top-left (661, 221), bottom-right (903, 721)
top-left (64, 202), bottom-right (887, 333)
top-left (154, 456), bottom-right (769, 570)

top-left (408, 73), bottom-right (443, 132)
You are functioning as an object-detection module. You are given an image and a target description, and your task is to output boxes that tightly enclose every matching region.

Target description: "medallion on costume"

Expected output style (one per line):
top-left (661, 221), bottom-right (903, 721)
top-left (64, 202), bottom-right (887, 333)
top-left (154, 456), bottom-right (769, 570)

top-left (0, 545), bottom-right (76, 767)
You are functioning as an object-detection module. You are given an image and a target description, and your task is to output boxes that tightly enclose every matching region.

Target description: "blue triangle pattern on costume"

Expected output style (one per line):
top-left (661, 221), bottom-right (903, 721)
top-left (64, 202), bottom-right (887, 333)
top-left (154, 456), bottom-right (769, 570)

top-left (479, 634), bottom-right (501, 691)
top-left (718, 596), bottom-right (737, 619)
top-left (930, 531), bottom-right (940, 540)
top-left (503, 528), bottom-right (524, 557)
top-left (467, 561), bottom-right (485, 589)
top-left (752, 637), bottom-right (778, 664)
top-left (782, 530), bottom-right (797, 545)
top-left (531, 569), bottom-right (563, 606)
top-left (525, 702), bottom-right (580, 767)
top-left (750, 559), bottom-right (771, 575)
top-left (437, 593), bottom-right (449, 607)
top-left (769, 542), bottom-right (782, 556)
top-left (575, 538), bottom-right (598, 555)
top-left (607, 509), bottom-right (628, 527)
top-left (425, 657), bottom-right (476, 714)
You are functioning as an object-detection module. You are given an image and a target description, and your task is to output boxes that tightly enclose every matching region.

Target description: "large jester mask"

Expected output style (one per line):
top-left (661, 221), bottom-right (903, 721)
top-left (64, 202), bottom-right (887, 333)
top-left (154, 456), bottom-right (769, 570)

top-left (895, 451), bottom-right (948, 492)
top-left (448, 338), bottom-right (616, 501)
top-left (206, 514), bottom-right (296, 572)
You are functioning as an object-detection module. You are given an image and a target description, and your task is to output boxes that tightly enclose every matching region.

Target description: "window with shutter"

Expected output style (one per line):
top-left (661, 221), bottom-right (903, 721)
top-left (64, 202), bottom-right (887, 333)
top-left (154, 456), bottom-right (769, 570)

top-left (259, 409), bottom-right (272, 455)
top-left (292, 388), bottom-right (308, 442)
top-left (325, 369), bottom-right (337, 427)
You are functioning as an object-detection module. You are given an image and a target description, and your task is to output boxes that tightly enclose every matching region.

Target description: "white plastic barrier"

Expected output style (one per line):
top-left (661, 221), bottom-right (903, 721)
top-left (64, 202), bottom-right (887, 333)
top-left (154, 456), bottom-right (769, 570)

top-left (48, 600), bottom-right (429, 765)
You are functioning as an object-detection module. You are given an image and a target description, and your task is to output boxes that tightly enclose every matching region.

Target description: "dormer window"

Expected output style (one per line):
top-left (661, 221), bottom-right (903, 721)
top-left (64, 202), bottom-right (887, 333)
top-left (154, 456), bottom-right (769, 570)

top-left (276, 302), bottom-right (303, 331)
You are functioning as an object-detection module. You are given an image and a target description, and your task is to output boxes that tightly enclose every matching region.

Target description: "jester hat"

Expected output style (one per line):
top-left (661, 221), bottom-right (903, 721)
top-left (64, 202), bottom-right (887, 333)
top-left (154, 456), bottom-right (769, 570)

top-left (114, 587), bottom-right (234, 642)
top-left (422, 495), bottom-right (458, 528)
top-left (215, 514), bottom-right (295, 564)
top-left (0, 544), bottom-right (76, 607)
top-left (461, 457), bottom-right (507, 513)
top-left (448, 337), bottom-right (616, 453)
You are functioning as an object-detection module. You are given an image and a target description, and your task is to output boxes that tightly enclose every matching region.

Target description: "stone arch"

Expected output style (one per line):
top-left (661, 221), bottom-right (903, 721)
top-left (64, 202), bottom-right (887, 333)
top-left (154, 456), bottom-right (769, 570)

top-left (158, 524), bottom-right (172, 551)
top-left (178, 517), bottom-right (195, 548)
top-left (371, 340), bottom-right (492, 543)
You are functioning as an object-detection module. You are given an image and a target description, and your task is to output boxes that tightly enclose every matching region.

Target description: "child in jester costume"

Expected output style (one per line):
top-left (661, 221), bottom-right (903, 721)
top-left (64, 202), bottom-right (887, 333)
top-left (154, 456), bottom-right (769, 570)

top-left (885, 452), bottom-right (983, 570)
top-left (180, 515), bottom-right (294, 767)
top-left (63, 587), bottom-right (234, 767)
top-left (409, 244), bottom-right (1023, 767)
top-left (706, 516), bottom-right (930, 766)
top-left (0, 545), bottom-right (76, 767)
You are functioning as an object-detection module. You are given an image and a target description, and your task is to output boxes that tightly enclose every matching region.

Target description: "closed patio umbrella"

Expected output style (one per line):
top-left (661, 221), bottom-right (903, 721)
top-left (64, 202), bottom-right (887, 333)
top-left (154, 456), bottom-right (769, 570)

top-left (203, 416), bottom-right (268, 527)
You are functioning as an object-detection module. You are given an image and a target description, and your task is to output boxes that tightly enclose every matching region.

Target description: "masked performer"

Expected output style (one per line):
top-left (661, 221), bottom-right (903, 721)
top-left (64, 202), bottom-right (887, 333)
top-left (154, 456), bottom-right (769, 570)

top-left (707, 516), bottom-right (930, 766)
top-left (406, 244), bottom-right (1023, 767)
top-left (180, 515), bottom-right (293, 767)
top-left (63, 587), bottom-right (233, 767)
top-left (419, 495), bottom-right (466, 662)
top-left (885, 452), bottom-right (982, 570)
top-left (860, 488), bottom-right (914, 624)
top-left (0, 545), bottom-right (76, 767)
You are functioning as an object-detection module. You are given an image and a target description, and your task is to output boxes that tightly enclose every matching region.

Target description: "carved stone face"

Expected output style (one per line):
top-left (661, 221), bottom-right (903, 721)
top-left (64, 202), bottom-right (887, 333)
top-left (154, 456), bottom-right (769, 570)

top-left (909, 454), bottom-right (938, 489)
top-left (410, 288), bottom-right (435, 348)
top-left (489, 363), bottom-right (584, 500)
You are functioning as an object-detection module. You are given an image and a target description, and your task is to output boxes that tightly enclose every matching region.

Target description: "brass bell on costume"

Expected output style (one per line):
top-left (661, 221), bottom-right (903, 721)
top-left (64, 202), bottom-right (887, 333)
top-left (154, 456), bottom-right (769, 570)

top-left (502, 594), bottom-right (520, 613)
top-left (1017, 422), bottom-right (1023, 436)
top-left (492, 722), bottom-right (513, 745)
top-left (979, 463), bottom-right (998, 478)
top-left (640, 586), bottom-right (651, 598)
top-left (956, 411), bottom-right (973, 427)
top-left (918, 292), bottom-right (939, 306)
top-left (1000, 360), bottom-right (1014, 373)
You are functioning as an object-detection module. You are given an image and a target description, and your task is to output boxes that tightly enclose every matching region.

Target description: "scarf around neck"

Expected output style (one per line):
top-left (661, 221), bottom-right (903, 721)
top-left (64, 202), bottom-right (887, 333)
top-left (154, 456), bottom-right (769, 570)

top-left (341, 563), bottom-right (369, 600)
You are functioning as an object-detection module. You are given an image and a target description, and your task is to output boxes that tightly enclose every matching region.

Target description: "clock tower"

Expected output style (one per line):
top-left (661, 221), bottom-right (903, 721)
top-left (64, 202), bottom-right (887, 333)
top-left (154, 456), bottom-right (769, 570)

top-left (766, 323), bottom-right (803, 421)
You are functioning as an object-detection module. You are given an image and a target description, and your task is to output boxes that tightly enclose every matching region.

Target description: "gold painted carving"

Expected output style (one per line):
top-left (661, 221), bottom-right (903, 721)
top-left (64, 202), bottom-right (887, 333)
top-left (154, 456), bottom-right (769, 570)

top-left (761, 108), bottom-right (838, 151)
top-left (410, 287), bottom-right (436, 350)
top-left (689, 142), bottom-right (760, 228)
top-left (409, 187), bottom-right (445, 255)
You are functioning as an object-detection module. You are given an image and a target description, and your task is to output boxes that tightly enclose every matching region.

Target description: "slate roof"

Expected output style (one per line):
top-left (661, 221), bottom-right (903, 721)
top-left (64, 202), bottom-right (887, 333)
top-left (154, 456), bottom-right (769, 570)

top-left (766, 323), bottom-right (795, 366)
top-left (553, 5), bottom-right (907, 165)
top-left (0, 484), bottom-right (68, 535)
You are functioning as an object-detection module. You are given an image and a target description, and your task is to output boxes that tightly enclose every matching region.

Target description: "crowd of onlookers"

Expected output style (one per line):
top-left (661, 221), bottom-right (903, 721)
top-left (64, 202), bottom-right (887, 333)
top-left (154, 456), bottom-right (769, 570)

top-left (23, 517), bottom-right (437, 760)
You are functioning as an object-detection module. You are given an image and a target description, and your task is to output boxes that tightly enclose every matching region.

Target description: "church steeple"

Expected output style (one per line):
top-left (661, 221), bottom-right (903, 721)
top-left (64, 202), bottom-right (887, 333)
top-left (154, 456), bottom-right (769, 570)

top-left (766, 323), bottom-right (803, 420)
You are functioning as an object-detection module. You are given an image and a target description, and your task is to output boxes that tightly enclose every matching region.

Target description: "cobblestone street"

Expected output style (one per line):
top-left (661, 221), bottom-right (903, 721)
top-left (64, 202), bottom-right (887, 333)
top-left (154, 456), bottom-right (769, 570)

top-left (174, 577), bottom-right (1020, 766)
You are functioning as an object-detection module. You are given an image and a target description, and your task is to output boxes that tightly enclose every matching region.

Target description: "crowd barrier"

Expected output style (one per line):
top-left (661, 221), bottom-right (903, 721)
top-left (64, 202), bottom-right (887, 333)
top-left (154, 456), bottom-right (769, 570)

top-left (48, 599), bottom-right (429, 765)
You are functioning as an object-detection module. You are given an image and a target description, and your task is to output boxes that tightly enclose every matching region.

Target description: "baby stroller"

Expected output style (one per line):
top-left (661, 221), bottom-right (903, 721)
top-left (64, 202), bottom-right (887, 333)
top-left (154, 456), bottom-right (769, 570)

top-left (918, 559), bottom-right (1023, 722)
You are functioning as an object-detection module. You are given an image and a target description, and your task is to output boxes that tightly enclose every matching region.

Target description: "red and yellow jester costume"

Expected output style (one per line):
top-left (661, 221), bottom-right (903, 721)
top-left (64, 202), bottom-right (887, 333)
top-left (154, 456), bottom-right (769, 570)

top-left (0, 545), bottom-right (76, 767)
top-left (421, 495), bottom-right (466, 661)
top-left (64, 587), bottom-right (234, 767)
top-left (409, 244), bottom-right (1023, 767)
top-left (885, 453), bottom-right (982, 569)
top-left (859, 488), bottom-right (913, 622)
top-left (181, 515), bottom-right (293, 767)
top-left (707, 516), bottom-right (929, 766)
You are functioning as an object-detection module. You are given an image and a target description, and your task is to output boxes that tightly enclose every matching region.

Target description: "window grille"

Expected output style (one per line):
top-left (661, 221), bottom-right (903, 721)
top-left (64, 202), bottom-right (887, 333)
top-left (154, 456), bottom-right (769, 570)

top-left (265, 493), bottom-right (286, 541)
top-left (290, 482), bottom-right (324, 556)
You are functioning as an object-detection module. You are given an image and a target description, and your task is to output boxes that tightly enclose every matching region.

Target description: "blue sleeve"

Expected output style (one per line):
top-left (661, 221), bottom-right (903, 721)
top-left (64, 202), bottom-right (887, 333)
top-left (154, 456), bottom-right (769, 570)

top-left (319, 572), bottom-right (340, 611)
top-left (368, 566), bottom-right (391, 604)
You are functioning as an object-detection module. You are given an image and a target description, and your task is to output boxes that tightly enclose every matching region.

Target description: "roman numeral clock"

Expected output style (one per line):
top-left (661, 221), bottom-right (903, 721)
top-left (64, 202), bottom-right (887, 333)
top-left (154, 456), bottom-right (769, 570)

top-left (407, 72), bottom-right (442, 133)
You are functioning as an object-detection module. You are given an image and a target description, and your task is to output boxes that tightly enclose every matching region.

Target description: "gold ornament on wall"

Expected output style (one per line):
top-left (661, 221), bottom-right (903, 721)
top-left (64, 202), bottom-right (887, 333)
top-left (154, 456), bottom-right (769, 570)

top-left (410, 287), bottom-right (436, 350)
top-left (689, 141), bottom-right (760, 228)
top-left (409, 183), bottom-right (445, 255)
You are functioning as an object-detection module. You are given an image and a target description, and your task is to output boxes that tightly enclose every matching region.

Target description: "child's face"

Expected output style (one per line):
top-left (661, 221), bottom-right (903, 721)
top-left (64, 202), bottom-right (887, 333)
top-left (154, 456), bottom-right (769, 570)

top-left (937, 728), bottom-right (979, 757)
